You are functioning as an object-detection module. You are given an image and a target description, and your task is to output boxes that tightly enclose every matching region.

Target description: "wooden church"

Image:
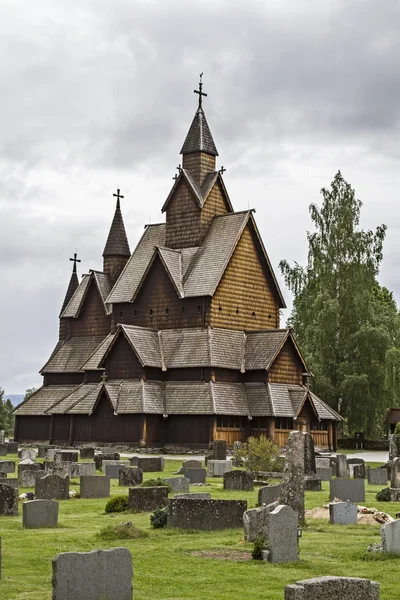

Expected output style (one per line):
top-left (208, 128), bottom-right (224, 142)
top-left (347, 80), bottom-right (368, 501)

top-left (14, 78), bottom-right (341, 449)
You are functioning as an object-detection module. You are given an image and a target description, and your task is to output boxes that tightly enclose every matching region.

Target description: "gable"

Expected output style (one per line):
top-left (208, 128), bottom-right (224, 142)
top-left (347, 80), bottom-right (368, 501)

top-left (165, 179), bottom-right (201, 248)
top-left (200, 179), bottom-right (229, 237)
top-left (102, 334), bottom-right (145, 380)
top-left (68, 278), bottom-right (111, 337)
top-left (269, 338), bottom-right (304, 385)
top-left (210, 224), bottom-right (281, 331)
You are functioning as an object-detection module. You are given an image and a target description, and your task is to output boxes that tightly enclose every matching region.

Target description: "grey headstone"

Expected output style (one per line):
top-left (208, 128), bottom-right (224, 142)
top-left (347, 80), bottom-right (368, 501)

top-left (353, 463), bottom-right (366, 479)
top-left (0, 483), bottom-right (18, 515)
top-left (391, 457), bottom-right (400, 488)
top-left (52, 547), bottom-right (133, 600)
top-left (128, 486), bottom-right (168, 512)
top-left (37, 445), bottom-right (50, 458)
top-left (0, 461), bottom-right (15, 474)
top-left (389, 434), bottom-right (400, 462)
top-left (23, 499), bottom-right (59, 528)
top-left (183, 467), bottom-right (207, 484)
top-left (18, 462), bottom-right (42, 487)
top-left (284, 576), bottom-right (380, 600)
top-left (181, 459), bottom-right (202, 469)
top-left (174, 492), bottom-right (211, 499)
top-left (367, 468), bottom-right (388, 486)
top-left (104, 461), bottom-right (130, 479)
top-left (0, 478), bottom-right (19, 491)
top-left (315, 457), bottom-right (331, 468)
top-left (381, 519), bottom-right (400, 554)
top-left (337, 454), bottom-right (348, 478)
top-left (119, 467), bottom-right (143, 487)
top-left (70, 462), bottom-right (96, 478)
top-left (304, 433), bottom-right (316, 477)
top-left (94, 452), bottom-right (120, 470)
top-left (55, 450), bottom-right (79, 463)
top-left (213, 440), bottom-right (227, 460)
top-left (329, 501), bottom-right (357, 525)
top-left (163, 477), bottom-right (190, 493)
top-left (35, 474), bottom-right (69, 500)
top-left (266, 504), bottom-right (298, 564)
top-left (129, 456), bottom-right (164, 472)
top-left (168, 498), bottom-right (247, 530)
top-left (6, 442), bottom-right (18, 454)
top-left (347, 458), bottom-right (364, 465)
top-left (0, 444), bottom-right (7, 456)
top-left (258, 484), bottom-right (281, 506)
top-left (390, 488), bottom-right (400, 501)
top-left (223, 470), bottom-right (253, 491)
top-left (19, 449), bottom-right (36, 462)
top-left (316, 467), bottom-right (333, 481)
top-left (207, 460), bottom-right (232, 477)
top-left (45, 461), bottom-right (71, 478)
top-left (243, 501), bottom-right (279, 542)
top-left (79, 447), bottom-right (95, 460)
top-left (281, 431), bottom-right (305, 522)
top-left (329, 478), bottom-right (365, 502)
top-left (45, 448), bottom-right (58, 461)
top-left (80, 476), bottom-right (110, 498)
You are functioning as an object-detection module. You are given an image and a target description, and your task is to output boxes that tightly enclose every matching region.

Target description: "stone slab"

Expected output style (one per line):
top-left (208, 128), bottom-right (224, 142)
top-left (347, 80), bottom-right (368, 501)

top-left (0, 483), bottom-right (18, 515)
top-left (70, 462), bottom-right (96, 478)
top-left (267, 504), bottom-right (298, 563)
top-left (52, 547), bottom-right (133, 600)
top-left (329, 501), bottom-right (357, 525)
top-left (94, 453), bottom-right (120, 470)
top-left (329, 478), bottom-right (365, 503)
top-left (174, 492), bottom-right (211, 499)
top-left (23, 499), bottom-right (59, 528)
top-left (367, 468), bottom-right (388, 486)
top-left (207, 460), bottom-right (232, 477)
top-left (0, 461), bottom-right (15, 474)
top-left (18, 463), bottom-right (42, 487)
top-left (80, 476), bottom-right (110, 498)
top-left (104, 462), bottom-right (130, 479)
top-left (223, 470), bottom-right (253, 491)
top-left (0, 478), bottom-right (18, 491)
top-left (213, 439), bottom-right (227, 460)
top-left (168, 498), bottom-right (247, 530)
top-left (55, 450), bottom-right (79, 463)
top-left (129, 456), bottom-right (164, 472)
top-left (0, 444), bottom-right (7, 456)
top-left (281, 431), bottom-right (305, 523)
top-left (337, 454), bottom-right (348, 478)
top-left (6, 442), bottom-right (18, 454)
top-left (304, 477), bottom-right (322, 491)
top-left (164, 477), bottom-right (190, 493)
top-left (128, 487), bottom-right (168, 512)
top-left (119, 467), bottom-right (143, 487)
top-left (19, 449), bottom-right (36, 461)
top-left (258, 484), bottom-right (281, 506)
top-left (315, 457), bottom-right (331, 468)
top-left (79, 447), bottom-right (95, 460)
top-left (182, 467), bottom-right (206, 484)
top-left (316, 467), bottom-right (333, 481)
top-left (243, 501), bottom-right (278, 542)
top-left (381, 518), bottom-right (400, 554)
top-left (35, 474), bottom-right (69, 500)
top-left (284, 576), bottom-right (380, 599)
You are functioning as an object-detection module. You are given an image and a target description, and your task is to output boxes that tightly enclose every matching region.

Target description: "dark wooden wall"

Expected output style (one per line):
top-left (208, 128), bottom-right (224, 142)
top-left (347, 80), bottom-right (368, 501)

top-left (15, 416), bottom-right (51, 441)
top-left (43, 373), bottom-right (84, 386)
top-left (182, 151), bottom-right (216, 185)
top-left (104, 335), bottom-right (144, 379)
top-left (165, 415), bottom-right (212, 446)
top-left (166, 179), bottom-right (201, 248)
top-left (60, 280), bottom-right (111, 339)
top-left (269, 338), bottom-right (304, 385)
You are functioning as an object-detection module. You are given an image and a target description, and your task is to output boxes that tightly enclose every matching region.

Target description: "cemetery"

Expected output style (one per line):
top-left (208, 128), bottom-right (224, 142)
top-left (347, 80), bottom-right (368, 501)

top-left (0, 441), bottom-right (398, 599)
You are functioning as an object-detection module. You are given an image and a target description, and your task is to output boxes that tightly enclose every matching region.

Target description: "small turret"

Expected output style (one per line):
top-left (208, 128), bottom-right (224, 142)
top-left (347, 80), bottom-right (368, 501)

top-left (103, 189), bottom-right (131, 287)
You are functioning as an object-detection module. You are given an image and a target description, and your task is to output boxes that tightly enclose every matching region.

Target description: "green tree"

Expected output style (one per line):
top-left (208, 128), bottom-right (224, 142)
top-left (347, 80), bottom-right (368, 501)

top-left (0, 388), bottom-right (16, 434)
top-left (233, 435), bottom-right (281, 472)
top-left (280, 171), bottom-right (398, 437)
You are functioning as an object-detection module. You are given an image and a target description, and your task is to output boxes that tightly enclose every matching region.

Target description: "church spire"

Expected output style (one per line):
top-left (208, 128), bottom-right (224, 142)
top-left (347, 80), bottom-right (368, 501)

top-left (103, 189), bottom-right (131, 286)
top-left (59, 253), bottom-right (80, 316)
top-left (180, 74), bottom-right (218, 185)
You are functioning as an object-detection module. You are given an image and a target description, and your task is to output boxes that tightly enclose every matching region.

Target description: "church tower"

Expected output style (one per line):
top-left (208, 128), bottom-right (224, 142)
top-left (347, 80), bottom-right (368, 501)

top-left (103, 189), bottom-right (131, 287)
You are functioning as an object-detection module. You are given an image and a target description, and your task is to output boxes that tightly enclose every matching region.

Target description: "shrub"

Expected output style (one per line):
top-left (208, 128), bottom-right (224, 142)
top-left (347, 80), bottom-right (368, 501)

top-left (150, 507), bottom-right (168, 529)
top-left (252, 536), bottom-right (266, 560)
top-left (395, 422), bottom-right (400, 439)
top-left (376, 487), bottom-right (391, 502)
top-left (97, 522), bottom-right (148, 540)
top-left (104, 495), bottom-right (129, 513)
top-left (234, 435), bottom-right (281, 473)
top-left (141, 478), bottom-right (172, 494)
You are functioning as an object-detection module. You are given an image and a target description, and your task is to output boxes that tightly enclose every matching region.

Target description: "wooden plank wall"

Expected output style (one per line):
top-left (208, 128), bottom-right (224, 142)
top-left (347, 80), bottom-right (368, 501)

top-left (165, 179), bottom-right (201, 248)
top-left (269, 339), bottom-right (304, 385)
top-left (200, 180), bottom-right (229, 239)
top-left (209, 225), bottom-right (280, 331)
top-left (182, 152), bottom-right (216, 185)
top-left (61, 281), bottom-right (111, 339)
top-left (104, 335), bottom-right (144, 379)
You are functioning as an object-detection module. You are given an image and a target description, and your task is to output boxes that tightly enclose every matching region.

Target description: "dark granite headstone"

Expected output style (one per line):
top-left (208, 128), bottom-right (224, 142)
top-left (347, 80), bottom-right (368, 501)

top-left (129, 456), bottom-right (164, 472)
top-left (329, 478), bottom-right (365, 503)
top-left (258, 484), bottom-right (281, 506)
top-left (128, 487), bottom-right (168, 512)
top-left (119, 467), bottom-right (143, 487)
top-left (168, 498), bottom-right (247, 530)
top-left (35, 474), bottom-right (69, 500)
top-left (80, 476), bottom-right (110, 498)
top-left (213, 440), bottom-right (227, 460)
top-left (223, 470), bottom-right (253, 491)
top-left (182, 467), bottom-right (207, 484)
top-left (79, 447), bottom-right (95, 460)
top-left (0, 483), bottom-right (18, 515)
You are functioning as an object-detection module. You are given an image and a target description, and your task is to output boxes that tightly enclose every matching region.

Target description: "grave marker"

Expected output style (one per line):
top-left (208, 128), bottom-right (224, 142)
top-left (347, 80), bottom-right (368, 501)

top-left (80, 476), bottom-right (110, 498)
top-left (128, 487), bottom-right (168, 512)
top-left (0, 483), bottom-right (18, 515)
top-left (284, 576), bottom-right (380, 599)
top-left (223, 470), bottom-right (253, 491)
top-left (329, 501), bottom-right (357, 525)
top-left (168, 498), bottom-right (247, 530)
top-left (23, 499), bottom-right (59, 528)
top-left (329, 478), bottom-right (365, 503)
top-left (35, 474), bottom-right (69, 500)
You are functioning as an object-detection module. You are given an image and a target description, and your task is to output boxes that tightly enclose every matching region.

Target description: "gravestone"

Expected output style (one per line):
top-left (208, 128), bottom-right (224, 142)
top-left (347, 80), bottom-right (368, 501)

top-left (70, 462), bottom-right (96, 478)
top-left (35, 474), bottom-right (69, 500)
top-left (0, 444), bottom-right (7, 456)
top-left (18, 462), bottom-right (42, 487)
top-left (104, 461), bottom-right (130, 479)
top-left (94, 452), bottom-right (120, 470)
top-left (23, 499), bottom-right (59, 528)
top-left (163, 477), bottom-right (190, 493)
top-left (223, 470), bottom-right (253, 491)
top-left (389, 434), bottom-right (400, 462)
top-left (258, 484), bottom-right (281, 506)
top-left (329, 478), bottom-right (365, 502)
top-left (80, 476), bottom-right (110, 498)
top-left (207, 460), bottom-right (232, 477)
top-left (315, 457), bottom-right (331, 468)
top-left (0, 431), bottom-right (5, 443)
top-left (304, 433), bottom-right (321, 491)
top-left (213, 440), bottom-right (227, 460)
top-left (52, 547), bottom-right (133, 600)
top-left (55, 450), bottom-right (79, 463)
top-left (168, 498), bottom-right (247, 530)
top-left (329, 501), bottom-right (357, 525)
top-left (390, 457), bottom-right (400, 488)
top-left (6, 442), bottom-right (18, 453)
top-left (181, 459), bottom-right (202, 470)
top-left (37, 445), bottom-right (52, 459)
top-left (316, 467), bottom-right (333, 481)
top-left (174, 492), bottom-right (211, 499)
top-left (45, 461), bottom-right (71, 478)
top-left (119, 467), bottom-right (143, 487)
top-left (284, 576), bottom-right (380, 599)
top-left (381, 519), bottom-right (400, 554)
top-left (243, 501), bottom-right (278, 542)
top-left (183, 467), bottom-right (207, 484)
top-left (80, 447), bottom-right (95, 460)
top-left (264, 504), bottom-right (298, 564)
top-left (0, 483), bottom-right (18, 515)
top-left (0, 461), bottom-right (15, 474)
top-left (0, 478), bottom-right (19, 490)
top-left (45, 448), bottom-right (58, 461)
top-left (368, 468), bottom-right (388, 486)
top-left (128, 487), bottom-right (168, 512)
top-left (337, 454), bottom-right (348, 478)
top-left (347, 458), bottom-right (364, 465)
top-left (353, 463), bottom-right (366, 479)
top-left (281, 431), bottom-right (305, 523)
top-left (19, 449), bottom-right (36, 461)
top-left (129, 456), bottom-right (164, 472)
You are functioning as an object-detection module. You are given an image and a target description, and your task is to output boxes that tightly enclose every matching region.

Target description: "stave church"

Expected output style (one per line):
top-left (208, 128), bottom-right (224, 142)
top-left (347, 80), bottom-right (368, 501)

top-left (15, 78), bottom-right (341, 449)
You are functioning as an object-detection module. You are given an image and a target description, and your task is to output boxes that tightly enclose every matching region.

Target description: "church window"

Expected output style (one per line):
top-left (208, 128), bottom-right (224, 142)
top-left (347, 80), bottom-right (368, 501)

top-left (165, 307), bottom-right (169, 316)
top-left (219, 306), bottom-right (222, 311)
top-left (149, 309), bottom-right (154, 317)
top-left (252, 311), bottom-right (256, 317)
top-left (275, 418), bottom-right (293, 430)
top-left (133, 310), bottom-right (138, 318)
top-left (181, 306), bottom-right (186, 314)
top-left (236, 308), bottom-right (239, 314)
top-left (216, 416), bottom-right (246, 429)
top-left (268, 314), bottom-right (272, 319)
top-left (197, 305), bottom-right (202, 313)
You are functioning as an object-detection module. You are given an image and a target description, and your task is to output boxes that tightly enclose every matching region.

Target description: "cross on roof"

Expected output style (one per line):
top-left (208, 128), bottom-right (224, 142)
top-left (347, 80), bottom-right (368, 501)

top-left (69, 253), bottom-right (81, 274)
top-left (172, 174), bottom-right (178, 181)
top-left (194, 73), bottom-right (207, 109)
top-left (177, 164), bottom-right (182, 172)
top-left (113, 188), bottom-right (124, 206)
top-left (101, 371), bottom-right (108, 383)
top-left (219, 166), bottom-right (226, 175)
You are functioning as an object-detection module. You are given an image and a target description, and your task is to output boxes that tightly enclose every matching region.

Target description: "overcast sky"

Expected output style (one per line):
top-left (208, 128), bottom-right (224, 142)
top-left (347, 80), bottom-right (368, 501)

top-left (1, 0), bottom-right (400, 394)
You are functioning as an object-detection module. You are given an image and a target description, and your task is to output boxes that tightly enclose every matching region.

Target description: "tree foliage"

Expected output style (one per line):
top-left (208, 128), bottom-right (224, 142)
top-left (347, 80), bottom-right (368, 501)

top-left (233, 435), bottom-right (281, 472)
top-left (0, 388), bottom-right (15, 435)
top-left (280, 171), bottom-right (399, 437)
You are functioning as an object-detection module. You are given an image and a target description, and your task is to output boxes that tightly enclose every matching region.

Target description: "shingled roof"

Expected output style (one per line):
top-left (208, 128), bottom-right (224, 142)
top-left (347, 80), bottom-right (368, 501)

top-left (103, 198), bottom-right (131, 257)
top-left (59, 267), bottom-right (79, 317)
top-left (60, 270), bottom-right (112, 318)
top-left (180, 107), bottom-right (218, 156)
top-left (41, 336), bottom-right (105, 373)
top-left (161, 170), bottom-right (232, 213)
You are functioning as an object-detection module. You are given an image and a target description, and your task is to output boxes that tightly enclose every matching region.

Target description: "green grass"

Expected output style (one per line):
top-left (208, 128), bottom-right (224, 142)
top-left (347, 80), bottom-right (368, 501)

top-left (0, 456), bottom-right (399, 599)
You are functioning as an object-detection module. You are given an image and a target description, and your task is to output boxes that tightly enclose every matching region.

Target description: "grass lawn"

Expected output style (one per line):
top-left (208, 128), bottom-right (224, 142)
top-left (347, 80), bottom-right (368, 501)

top-left (0, 456), bottom-right (399, 599)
